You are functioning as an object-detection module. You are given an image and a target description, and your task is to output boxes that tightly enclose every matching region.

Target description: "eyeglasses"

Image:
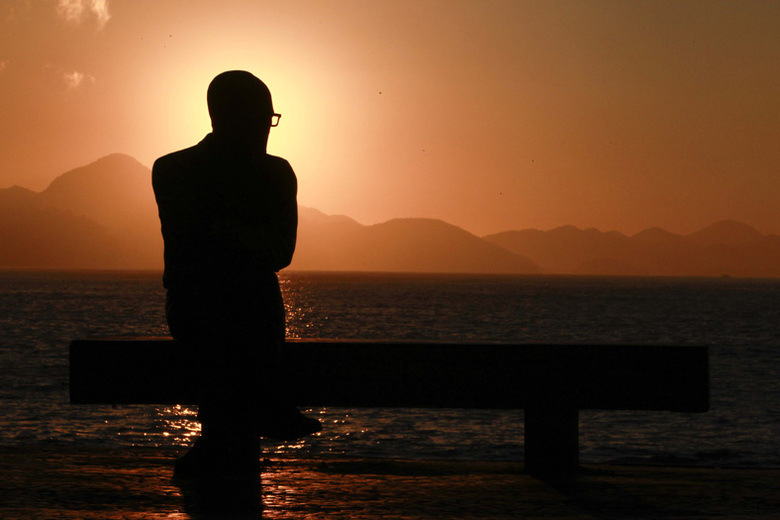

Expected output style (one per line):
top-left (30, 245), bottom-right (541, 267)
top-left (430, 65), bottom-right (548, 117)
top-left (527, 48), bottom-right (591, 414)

top-left (270, 113), bottom-right (281, 127)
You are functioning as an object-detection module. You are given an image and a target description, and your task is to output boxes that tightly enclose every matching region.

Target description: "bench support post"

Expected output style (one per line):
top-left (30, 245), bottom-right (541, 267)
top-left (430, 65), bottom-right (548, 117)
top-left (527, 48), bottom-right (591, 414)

top-left (524, 406), bottom-right (579, 477)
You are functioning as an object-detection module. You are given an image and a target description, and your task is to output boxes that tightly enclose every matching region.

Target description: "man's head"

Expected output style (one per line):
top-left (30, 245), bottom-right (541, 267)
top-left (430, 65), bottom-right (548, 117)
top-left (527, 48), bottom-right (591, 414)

top-left (207, 71), bottom-right (274, 144)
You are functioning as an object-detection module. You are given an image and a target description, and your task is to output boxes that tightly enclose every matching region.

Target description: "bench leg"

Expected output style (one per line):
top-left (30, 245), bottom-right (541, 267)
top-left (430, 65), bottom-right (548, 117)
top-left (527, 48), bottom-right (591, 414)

top-left (524, 406), bottom-right (579, 478)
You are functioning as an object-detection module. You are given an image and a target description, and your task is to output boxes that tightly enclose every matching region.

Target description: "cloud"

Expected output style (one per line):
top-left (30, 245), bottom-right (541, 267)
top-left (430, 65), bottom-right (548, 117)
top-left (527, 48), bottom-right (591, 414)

top-left (0, 61), bottom-right (8, 74)
top-left (57, 0), bottom-right (110, 30)
top-left (2, 1), bottom-right (32, 24)
top-left (42, 63), bottom-right (96, 89)
top-left (63, 70), bottom-right (95, 89)
top-left (57, 0), bottom-right (83, 23)
top-left (63, 70), bottom-right (84, 89)
top-left (90, 0), bottom-right (110, 28)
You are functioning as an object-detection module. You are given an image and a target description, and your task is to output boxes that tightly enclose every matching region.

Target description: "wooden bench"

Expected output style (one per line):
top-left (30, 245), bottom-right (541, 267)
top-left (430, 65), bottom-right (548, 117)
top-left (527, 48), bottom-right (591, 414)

top-left (69, 338), bottom-right (709, 477)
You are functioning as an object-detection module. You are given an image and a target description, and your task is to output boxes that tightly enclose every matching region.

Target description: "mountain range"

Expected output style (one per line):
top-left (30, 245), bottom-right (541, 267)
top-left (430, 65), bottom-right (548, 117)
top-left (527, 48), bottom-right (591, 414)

top-left (1, 154), bottom-right (778, 278)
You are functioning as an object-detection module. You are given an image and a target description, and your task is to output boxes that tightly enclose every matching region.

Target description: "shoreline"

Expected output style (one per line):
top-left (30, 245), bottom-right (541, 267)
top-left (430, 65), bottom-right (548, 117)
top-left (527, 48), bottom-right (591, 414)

top-left (4, 267), bottom-right (780, 281)
top-left (2, 445), bottom-right (779, 518)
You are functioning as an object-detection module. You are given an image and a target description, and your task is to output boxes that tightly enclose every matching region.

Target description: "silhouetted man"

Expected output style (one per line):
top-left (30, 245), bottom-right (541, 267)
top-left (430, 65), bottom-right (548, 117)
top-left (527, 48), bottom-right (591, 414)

top-left (153, 70), bottom-right (320, 476)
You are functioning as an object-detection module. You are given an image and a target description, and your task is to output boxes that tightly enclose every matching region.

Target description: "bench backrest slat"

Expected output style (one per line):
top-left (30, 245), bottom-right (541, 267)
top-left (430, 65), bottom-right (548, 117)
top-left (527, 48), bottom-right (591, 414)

top-left (69, 338), bottom-right (709, 412)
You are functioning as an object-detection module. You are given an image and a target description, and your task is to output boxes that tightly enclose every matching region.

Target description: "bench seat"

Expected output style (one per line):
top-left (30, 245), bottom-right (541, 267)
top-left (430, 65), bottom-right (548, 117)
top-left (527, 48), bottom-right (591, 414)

top-left (69, 338), bottom-right (709, 477)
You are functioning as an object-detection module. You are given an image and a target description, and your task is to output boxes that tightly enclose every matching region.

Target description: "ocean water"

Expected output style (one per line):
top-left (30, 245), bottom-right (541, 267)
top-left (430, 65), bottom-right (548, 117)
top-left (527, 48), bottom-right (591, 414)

top-left (0, 270), bottom-right (778, 467)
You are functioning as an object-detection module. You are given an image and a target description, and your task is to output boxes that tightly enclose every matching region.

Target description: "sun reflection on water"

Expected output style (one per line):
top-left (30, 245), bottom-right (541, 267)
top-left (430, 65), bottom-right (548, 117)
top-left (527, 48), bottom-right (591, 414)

top-left (146, 405), bottom-right (201, 447)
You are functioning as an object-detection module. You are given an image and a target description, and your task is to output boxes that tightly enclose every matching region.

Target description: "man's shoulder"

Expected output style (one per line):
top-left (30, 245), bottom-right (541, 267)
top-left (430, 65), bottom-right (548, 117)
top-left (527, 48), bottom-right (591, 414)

top-left (153, 142), bottom-right (208, 173)
top-left (265, 154), bottom-right (295, 177)
top-left (264, 154), bottom-right (297, 191)
top-left (264, 153), bottom-right (292, 169)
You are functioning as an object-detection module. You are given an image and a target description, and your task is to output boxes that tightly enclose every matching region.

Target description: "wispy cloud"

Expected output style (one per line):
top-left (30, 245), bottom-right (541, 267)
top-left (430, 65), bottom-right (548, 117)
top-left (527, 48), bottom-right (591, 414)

top-left (90, 0), bottom-right (110, 29)
top-left (2, 1), bottom-right (32, 24)
top-left (0, 61), bottom-right (8, 74)
top-left (63, 70), bottom-right (95, 89)
top-left (57, 0), bottom-right (83, 24)
top-left (57, 0), bottom-right (110, 30)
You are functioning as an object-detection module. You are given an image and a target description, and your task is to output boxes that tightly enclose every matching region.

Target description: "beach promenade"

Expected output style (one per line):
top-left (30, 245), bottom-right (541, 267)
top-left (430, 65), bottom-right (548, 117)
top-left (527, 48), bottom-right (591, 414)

top-left (1, 446), bottom-right (778, 519)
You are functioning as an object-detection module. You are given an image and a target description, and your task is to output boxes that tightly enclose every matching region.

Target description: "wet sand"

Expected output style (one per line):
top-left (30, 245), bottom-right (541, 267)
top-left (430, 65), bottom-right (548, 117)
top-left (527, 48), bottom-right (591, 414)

top-left (1, 446), bottom-right (778, 519)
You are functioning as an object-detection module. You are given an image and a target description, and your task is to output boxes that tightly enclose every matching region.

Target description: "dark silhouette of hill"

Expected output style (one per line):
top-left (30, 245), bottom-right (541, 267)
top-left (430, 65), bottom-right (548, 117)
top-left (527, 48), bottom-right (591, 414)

top-left (0, 154), bottom-right (161, 268)
top-left (687, 220), bottom-right (765, 246)
top-left (482, 226), bottom-right (635, 275)
top-left (37, 154), bottom-right (157, 229)
top-left (0, 185), bottom-right (37, 209)
top-left (37, 154), bottom-right (162, 267)
top-left (0, 155), bottom-right (540, 273)
top-left (684, 221), bottom-right (780, 278)
top-left (0, 203), bottom-right (126, 268)
top-left (292, 211), bottom-right (540, 273)
top-left (2, 154), bottom-right (778, 277)
top-left (484, 222), bottom-right (780, 278)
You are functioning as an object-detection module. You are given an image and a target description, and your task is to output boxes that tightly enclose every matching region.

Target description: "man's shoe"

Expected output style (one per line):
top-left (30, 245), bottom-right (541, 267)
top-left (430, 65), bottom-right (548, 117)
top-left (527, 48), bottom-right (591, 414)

top-left (257, 406), bottom-right (322, 441)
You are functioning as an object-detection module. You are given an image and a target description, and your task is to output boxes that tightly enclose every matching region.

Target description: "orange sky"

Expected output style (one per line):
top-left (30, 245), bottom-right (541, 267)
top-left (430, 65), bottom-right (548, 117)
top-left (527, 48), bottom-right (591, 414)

top-left (1, 0), bottom-right (778, 236)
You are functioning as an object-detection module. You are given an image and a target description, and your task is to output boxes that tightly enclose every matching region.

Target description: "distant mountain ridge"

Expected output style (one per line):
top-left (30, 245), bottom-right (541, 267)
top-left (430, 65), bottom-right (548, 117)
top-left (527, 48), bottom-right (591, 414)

top-left (1, 154), bottom-right (778, 277)
top-left (0, 154), bottom-right (158, 269)
top-left (294, 211), bottom-right (539, 273)
top-left (483, 221), bottom-right (780, 278)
